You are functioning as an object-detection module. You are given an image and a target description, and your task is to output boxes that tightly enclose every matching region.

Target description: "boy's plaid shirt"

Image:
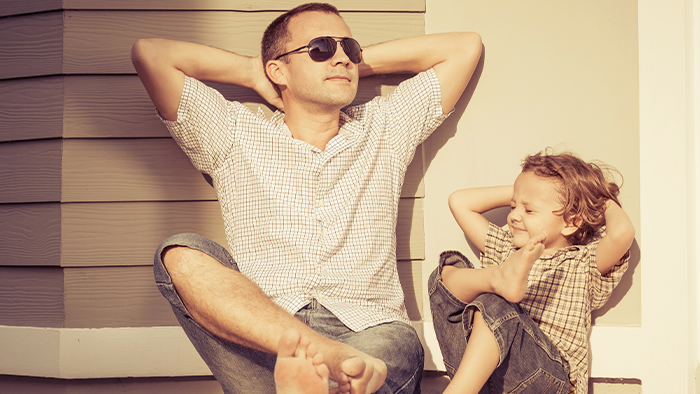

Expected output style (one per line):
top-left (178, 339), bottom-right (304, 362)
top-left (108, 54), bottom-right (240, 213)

top-left (482, 223), bottom-right (630, 394)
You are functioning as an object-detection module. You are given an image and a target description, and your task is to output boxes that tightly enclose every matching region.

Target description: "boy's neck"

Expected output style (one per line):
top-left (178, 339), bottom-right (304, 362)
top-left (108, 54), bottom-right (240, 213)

top-left (542, 238), bottom-right (573, 256)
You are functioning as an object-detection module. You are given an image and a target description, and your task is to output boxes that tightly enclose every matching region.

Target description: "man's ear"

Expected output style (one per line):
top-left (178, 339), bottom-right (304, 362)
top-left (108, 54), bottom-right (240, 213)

top-left (266, 60), bottom-right (287, 87)
top-left (561, 217), bottom-right (581, 236)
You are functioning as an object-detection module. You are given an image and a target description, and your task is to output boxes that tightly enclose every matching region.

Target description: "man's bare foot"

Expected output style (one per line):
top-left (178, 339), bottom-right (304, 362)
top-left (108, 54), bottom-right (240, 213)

top-left (322, 343), bottom-right (387, 394)
top-left (490, 231), bottom-right (546, 302)
top-left (275, 329), bottom-right (329, 394)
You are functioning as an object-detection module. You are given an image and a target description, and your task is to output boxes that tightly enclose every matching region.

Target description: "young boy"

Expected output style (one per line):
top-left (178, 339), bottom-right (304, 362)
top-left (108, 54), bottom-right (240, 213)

top-left (429, 150), bottom-right (635, 394)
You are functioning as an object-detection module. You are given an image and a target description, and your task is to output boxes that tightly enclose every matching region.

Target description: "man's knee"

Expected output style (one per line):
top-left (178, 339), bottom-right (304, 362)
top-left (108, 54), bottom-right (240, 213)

top-left (156, 233), bottom-right (211, 262)
top-left (359, 323), bottom-right (423, 394)
top-left (160, 245), bottom-right (193, 272)
top-left (154, 233), bottom-right (236, 275)
top-left (372, 322), bottom-right (424, 370)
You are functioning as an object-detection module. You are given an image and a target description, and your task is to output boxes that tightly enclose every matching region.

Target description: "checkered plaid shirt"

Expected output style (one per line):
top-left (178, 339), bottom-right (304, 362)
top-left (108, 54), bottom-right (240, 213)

top-left (161, 69), bottom-right (448, 331)
top-left (482, 223), bottom-right (629, 394)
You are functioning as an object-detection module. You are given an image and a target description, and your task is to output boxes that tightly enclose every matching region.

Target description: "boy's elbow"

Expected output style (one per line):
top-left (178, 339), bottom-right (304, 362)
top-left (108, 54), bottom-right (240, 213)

top-left (609, 222), bottom-right (636, 249)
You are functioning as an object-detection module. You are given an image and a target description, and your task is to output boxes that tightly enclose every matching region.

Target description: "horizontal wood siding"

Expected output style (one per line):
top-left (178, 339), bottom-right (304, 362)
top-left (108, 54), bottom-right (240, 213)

top-left (0, 0), bottom-right (62, 17)
top-left (63, 266), bottom-right (178, 328)
top-left (0, 11), bottom-right (63, 80)
top-left (61, 201), bottom-right (228, 267)
top-left (0, 267), bottom-right (64, 327)
top-left (0, 139), bottom-right (62, 203)
top-left (0, 204), bottom-right (61, 266)
top-left (0, 0), bottom-right (424, 17)
top-left (0, 76), bottom-right (64, 142)
top-left (61, 138), bottom-right (217, 203)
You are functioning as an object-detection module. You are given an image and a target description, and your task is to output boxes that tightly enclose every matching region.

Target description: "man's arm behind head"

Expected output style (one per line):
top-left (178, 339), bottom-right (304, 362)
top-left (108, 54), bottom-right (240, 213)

top-left (131, 38), bottom-right (282, 120)
top-left (359, 32), bottom-right (482, 114)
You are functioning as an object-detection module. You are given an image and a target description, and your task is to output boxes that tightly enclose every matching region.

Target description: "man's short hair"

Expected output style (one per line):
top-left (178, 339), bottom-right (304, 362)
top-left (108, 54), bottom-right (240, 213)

top-left (261, 3), bottom-right (341, 92)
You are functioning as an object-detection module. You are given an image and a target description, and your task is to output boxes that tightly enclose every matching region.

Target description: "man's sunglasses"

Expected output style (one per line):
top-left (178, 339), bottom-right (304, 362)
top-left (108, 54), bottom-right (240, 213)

top-left (275, 36), bottom-right (363, 64)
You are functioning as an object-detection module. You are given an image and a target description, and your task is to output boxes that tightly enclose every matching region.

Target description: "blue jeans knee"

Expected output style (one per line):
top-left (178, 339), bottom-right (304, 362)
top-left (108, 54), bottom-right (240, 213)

top-left (153, 233), bottom-right (237, 319)
top-left (471, 293), bottom-right (569, 393)
top-left (429, 251), bottom-right (569, 393)
top-left (428, 250), bottom-right (474, 377)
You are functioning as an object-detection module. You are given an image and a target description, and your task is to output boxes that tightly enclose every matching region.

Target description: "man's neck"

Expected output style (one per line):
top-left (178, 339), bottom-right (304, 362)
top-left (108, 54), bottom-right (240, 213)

top-left (283, 104), bottom-right (342, 151)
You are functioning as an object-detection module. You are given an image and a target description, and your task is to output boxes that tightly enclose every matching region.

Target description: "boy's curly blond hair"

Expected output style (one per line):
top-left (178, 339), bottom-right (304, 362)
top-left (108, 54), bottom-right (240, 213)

top-left (521, 149), bottom-right (622, 246)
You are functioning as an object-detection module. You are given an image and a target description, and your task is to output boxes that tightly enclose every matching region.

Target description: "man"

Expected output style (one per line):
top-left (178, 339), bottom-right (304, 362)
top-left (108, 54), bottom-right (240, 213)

top-left (131, 3), bottom-right (481, 393)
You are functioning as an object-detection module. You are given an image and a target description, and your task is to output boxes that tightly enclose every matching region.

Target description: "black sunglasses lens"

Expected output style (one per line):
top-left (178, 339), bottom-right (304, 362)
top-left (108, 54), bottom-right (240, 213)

top-left (307, 37), bottom-right (337, 62)
top-left (306, 37), bottom-right (362, 64)
top-left (341, 38), bottom-right (362, 64)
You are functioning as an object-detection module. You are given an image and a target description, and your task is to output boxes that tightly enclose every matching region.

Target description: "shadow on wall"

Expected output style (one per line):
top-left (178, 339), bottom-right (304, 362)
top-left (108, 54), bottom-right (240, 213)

top-left (423, 45), bottom-right (485, 172)
top-left (592, 239), bottom-right (639, 322)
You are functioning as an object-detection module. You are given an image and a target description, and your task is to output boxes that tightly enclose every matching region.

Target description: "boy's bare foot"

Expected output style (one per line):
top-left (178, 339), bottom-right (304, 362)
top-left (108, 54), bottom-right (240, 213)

top-left (275, 328), bottom-right (330, 394)
top-left (491, 230), bottom-right (546, 302)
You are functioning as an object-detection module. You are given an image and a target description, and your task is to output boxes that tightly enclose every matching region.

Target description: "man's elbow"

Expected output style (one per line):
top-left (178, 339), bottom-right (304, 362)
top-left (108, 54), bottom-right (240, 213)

top-left (457, 32), bottom-right (483, 62)
top-left (131, 38), bottom-right (160, 72)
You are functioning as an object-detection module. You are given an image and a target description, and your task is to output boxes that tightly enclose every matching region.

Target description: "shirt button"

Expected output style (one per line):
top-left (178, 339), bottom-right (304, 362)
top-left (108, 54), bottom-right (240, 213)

top-left (321, 229), bottom-right (328, 236)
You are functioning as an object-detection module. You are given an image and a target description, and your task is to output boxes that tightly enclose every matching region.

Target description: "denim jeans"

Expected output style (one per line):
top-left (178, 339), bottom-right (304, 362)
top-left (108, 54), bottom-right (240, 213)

top-left (154, 233), bottom-right (424, 394)
top-left (428, 251), bottom-right (569, 394)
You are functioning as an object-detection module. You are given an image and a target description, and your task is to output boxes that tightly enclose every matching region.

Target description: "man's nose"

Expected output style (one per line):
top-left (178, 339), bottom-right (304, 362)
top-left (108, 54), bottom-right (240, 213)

top-left (331, 45), bottom-right (350, 65)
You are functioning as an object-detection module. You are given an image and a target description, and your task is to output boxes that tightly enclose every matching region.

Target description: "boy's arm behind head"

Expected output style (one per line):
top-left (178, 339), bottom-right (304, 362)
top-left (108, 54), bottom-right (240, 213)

top-left (593, 200), bottom-right (635, 274)
top-left (448, 186), bottom-right (513, 253)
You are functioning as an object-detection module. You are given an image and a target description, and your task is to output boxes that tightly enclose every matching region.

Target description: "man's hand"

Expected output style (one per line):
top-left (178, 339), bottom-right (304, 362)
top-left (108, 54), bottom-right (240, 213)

top-left (251, 56), bottom-right (284, 111)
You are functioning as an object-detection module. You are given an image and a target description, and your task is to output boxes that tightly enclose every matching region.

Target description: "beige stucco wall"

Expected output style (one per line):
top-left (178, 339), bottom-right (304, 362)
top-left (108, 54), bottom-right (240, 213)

top-left (422, 0), bottom-right (640, 326)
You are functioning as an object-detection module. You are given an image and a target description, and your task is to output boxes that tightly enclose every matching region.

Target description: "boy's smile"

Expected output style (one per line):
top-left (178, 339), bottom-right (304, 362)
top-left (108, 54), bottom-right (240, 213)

top-left (507, 171), bottom-right (577, 255)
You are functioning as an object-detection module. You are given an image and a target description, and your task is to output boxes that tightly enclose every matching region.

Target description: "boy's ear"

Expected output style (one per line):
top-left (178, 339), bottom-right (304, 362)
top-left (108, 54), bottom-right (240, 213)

top-left (561, 217), bottom-right (581, 236)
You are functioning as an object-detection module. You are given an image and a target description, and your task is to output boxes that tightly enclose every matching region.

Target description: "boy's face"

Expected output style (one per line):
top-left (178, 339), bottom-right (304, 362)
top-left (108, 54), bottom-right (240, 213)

top-left (507, 171), bottom-right (576, 254)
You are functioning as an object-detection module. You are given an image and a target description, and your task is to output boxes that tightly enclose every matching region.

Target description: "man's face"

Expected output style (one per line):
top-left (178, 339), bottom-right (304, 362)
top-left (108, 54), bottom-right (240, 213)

top-left (278, 11), bottom-right (360, 110)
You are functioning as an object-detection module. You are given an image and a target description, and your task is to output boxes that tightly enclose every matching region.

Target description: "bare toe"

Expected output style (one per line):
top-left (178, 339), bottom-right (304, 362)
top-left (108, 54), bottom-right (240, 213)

top-left (278, 328), bottom-right (301, 358)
